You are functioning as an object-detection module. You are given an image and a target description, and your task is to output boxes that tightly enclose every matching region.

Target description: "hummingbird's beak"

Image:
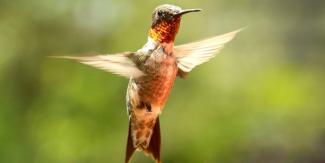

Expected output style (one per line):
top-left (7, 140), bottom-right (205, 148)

top-left (174, 8), bottom-right (202, 16)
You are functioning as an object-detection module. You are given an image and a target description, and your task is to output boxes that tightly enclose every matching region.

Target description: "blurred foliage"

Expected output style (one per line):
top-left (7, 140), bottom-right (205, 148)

top-left (0, 0), bottom-right (325, 163)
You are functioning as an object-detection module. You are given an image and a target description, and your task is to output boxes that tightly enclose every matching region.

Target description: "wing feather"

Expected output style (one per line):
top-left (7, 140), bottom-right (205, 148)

top-left (174, 29), bottom-right (242, 73)
top-left (51, 52), bottom-right (144, 78)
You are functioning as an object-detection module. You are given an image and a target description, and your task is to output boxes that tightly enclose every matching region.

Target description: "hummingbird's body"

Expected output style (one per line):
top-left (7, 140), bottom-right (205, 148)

top-left (126, 8), bottom-right (183, 160)
top-left (54, 4), bottom-right (241, 163)
top-left (126, 45), bottom-right (177, 149)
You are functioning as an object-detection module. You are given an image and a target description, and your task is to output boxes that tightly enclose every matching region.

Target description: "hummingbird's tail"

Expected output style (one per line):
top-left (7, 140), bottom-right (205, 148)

top-left (144, 117), bottom-right (161, 162)
top-left (125, 121), bottom-right (136, 163)
top-left (125, 117), bottom-right (161, 163)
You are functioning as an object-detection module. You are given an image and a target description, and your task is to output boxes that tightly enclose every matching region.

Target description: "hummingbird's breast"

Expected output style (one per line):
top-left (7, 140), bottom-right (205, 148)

top-left (136, 53), bottom-right (177, 108)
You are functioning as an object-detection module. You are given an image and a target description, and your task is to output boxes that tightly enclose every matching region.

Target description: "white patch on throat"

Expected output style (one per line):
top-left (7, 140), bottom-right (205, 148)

top-left (137, 37), bottom-right (174, 57)
top-left (137, 37), bottom-right (159, 54)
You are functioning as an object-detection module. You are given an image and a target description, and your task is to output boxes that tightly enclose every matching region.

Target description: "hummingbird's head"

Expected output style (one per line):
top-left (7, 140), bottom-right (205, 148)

top-left (148, 4), bottom-right (202, 43)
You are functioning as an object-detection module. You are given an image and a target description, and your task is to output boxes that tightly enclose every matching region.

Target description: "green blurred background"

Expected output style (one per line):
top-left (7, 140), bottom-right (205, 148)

top-left (1, 0), bottom-right (324, 163)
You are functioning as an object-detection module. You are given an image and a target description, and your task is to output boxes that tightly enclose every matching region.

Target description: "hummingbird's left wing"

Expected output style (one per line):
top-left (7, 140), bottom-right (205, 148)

top-left (52, 52), bottom-right (144, 78)
top-left (174, 29), bottom-right (242, 77)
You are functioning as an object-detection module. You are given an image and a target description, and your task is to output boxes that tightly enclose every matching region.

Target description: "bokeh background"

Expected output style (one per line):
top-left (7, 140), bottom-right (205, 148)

top-left (1, 0), bottom-right (325, 163)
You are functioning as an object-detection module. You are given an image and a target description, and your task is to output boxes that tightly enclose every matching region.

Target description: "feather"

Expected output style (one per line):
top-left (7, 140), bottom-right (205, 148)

top-left (51, 52), bottom-right (144, 78)
top-left (174, 29), bottom-right (242, 73)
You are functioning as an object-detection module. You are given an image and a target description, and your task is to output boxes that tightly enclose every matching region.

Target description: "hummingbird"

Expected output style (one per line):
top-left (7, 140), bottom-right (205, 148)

top-left (54, 4), bottom-right (241, 163)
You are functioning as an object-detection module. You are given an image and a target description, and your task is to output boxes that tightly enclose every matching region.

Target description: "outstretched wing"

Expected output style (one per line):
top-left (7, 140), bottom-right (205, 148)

top-left (174, 29), bottom-right (242, 75)
top-left (51, 52), bottom-right (144, 78)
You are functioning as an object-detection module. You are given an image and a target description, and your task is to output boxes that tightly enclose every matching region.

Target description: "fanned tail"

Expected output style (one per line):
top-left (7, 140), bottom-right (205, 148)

top-left (125, 117), bottom-right (161, 163)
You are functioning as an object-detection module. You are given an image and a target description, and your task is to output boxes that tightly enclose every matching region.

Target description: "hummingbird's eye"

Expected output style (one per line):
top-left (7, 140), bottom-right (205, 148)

top-left (157, 11), bottom-right (163, 17)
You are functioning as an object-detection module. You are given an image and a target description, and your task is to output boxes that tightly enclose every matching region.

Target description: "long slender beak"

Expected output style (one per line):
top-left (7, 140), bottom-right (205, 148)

top-left (174, 8), bottom-right (202, 16)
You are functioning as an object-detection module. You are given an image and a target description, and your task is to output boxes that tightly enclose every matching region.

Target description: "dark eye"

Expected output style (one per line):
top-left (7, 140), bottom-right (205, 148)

top-left (157, 11), bottom-right (163, 17)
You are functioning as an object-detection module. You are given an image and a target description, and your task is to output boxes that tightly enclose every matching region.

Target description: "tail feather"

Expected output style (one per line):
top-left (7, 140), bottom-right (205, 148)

top-left (125, 121), bottom-right (136, 163)
top-left (145, 117), bottom-right (161, 163)
top-left (125, 117), bottom-right (161, 163)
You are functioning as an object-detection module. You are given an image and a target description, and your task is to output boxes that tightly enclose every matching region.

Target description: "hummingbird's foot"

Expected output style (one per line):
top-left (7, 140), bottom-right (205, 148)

top-left (145, 103), bottom-right (152, 112)
top-left (137, 101), bottom-right (152, 112)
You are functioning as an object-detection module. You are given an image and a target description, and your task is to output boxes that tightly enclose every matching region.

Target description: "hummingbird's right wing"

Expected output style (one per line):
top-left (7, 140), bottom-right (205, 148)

top-left (52, 52), bottom-right (144, 78)
top-left (174, 29), bottom-right (242, 77)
